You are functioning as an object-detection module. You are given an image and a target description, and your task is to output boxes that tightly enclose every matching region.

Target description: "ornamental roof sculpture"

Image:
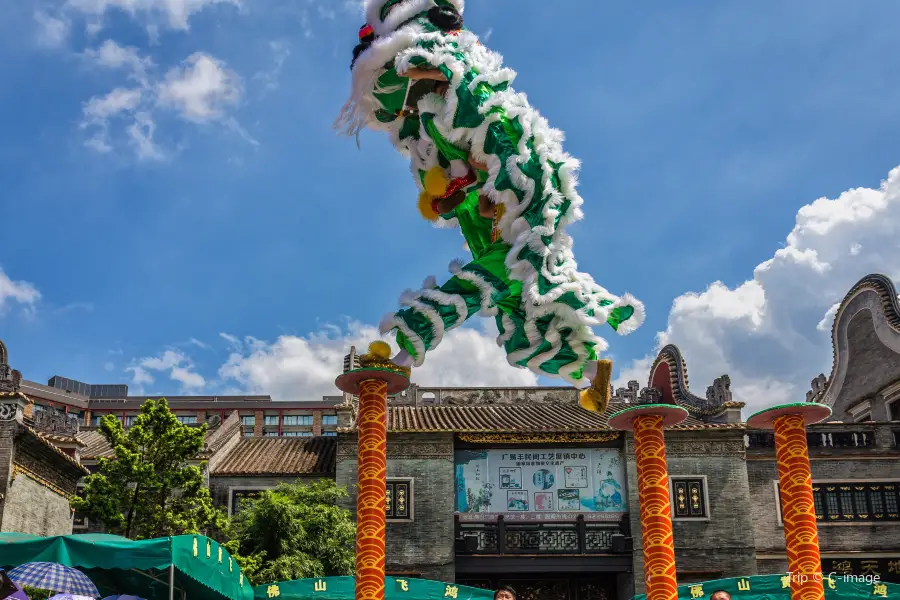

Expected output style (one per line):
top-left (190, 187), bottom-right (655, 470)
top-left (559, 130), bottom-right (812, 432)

top-left (806, 273), bottom-right (900, 420)
top-left (645, 344), bottom-right (741, 418)
top-left (0, 339), bottom-right (23, 395)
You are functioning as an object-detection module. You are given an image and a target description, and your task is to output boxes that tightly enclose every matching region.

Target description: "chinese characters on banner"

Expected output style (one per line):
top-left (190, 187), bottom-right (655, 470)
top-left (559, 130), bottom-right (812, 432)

top-left (824, 557), bottom-right (900, 584)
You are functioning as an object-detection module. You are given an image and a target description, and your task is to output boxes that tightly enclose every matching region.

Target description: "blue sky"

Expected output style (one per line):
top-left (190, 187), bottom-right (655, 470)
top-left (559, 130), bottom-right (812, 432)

top-left (2, 1), bottom-right (900, 409)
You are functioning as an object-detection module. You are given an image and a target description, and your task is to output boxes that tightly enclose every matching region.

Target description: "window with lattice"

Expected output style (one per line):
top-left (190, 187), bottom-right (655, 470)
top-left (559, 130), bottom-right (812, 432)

top-left (671, 477), bottom-right (708, 519)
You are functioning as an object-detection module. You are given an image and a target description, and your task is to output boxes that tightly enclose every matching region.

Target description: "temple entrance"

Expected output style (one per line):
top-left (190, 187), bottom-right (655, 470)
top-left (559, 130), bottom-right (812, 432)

top-left (459, 575), bottom-right (618, 600)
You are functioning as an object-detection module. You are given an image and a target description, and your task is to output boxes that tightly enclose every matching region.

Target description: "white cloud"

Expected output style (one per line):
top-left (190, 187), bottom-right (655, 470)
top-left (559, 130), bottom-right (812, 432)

top-left (171, 366), bottom-right (206, 388)
top-left (188, 337), bottom-right (209, 349)
top-left (219, 332), bottom-right (240, 346)
top-left (253, 40), bottom-right (290, 96)
top-left (84, 87), bottom-right (143, 119)
top-left (34, 11), bottom-right (70, 48)
top-left (84, 39), bottom-right (153, 84)
top-left (482, 27), bottom-right (493, 42)
top-left (79, 43), bottom-right (248, 158)
top-left (615, 165), bottom-right (900, 417)
top-left (126, 111), bottom-right (165, 160)
top-left (218, 321), bottom-right (536, 402)
top-left (157, 53), bottom-right (241, 123)
top-left (0, 268), bottom-right (41, 315)
top-left (127, 349), bottom-right (206, 391)
top-left (67, 0), bottom-right (239, 32)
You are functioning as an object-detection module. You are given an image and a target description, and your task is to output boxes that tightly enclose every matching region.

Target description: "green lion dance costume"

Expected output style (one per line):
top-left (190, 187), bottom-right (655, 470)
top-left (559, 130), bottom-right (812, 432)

top-left (336, 0), bottom-right (644, 412)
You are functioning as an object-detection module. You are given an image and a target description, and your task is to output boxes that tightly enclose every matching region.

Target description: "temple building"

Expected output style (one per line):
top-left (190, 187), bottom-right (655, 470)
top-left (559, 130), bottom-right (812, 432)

top-left (0, 341), bottom-right (88, 536)
top-left (3, 272), bottom-right (900, 600)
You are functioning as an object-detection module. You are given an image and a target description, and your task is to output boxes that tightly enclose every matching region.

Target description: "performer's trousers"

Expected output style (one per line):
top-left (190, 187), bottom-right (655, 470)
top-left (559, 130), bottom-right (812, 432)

top-left (393, 242), bottom-right (599, 379)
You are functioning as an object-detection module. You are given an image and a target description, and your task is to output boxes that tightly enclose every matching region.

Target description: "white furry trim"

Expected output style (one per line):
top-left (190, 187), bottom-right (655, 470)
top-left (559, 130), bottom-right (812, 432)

top-left (367, 0), bottom-right (432, 37)
top-left (433, 216), bottom-right (460, 230)
top-left (453, 268), bottom-right (498, 317)
top-left (366, 0), bottom-right (466, 37)
top-left (336, 24), bottom-right (435, 137)
top-left (448, 258), bottom-right (465, 274)
top-left (497, 313), bottom-right (515, 347)
top-left (379, 313), bottom-right (426, 367)
top-left (418, 92), bottom-right (446, 116)
top-left (420, 288), bottom-right (468, 326)
top-left (609, 293), bottom-right (646, 336)
top-left (399, 289), bottom-right (446, 346)
top-left (450, 159), bottom-right (469, 178)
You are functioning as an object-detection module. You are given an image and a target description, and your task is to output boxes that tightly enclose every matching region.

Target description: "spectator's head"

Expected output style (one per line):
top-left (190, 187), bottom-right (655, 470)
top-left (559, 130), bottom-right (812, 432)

top-left (494, 586), bottom-right (516, 600)
top-left (711, 591), bottom-right (731, 600)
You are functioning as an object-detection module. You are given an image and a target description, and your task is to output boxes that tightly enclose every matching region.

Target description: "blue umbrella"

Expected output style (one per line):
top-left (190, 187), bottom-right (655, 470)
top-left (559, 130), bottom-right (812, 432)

top-left (8, 563), bottom-right (98, 597)
top-left (102, 597), bottom-right (145, 600)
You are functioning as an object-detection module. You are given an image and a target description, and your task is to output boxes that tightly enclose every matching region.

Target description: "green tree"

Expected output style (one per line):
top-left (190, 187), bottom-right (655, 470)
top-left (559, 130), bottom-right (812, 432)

top-left (71, 398), bottom-right (225, 539)
top-left (224, 479), bottom-right (355, 585)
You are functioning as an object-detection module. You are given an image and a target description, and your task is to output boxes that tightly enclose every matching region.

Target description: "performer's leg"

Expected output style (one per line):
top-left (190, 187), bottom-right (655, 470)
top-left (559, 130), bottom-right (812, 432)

top-left (384, 244), bottom-right (516, 368)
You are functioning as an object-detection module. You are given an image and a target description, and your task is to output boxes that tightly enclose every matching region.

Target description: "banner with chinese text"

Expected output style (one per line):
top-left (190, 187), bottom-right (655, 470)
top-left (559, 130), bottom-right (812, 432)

top-left (631, 574), bottom-right (898, 600)
top-left (454, 448), bottom-right (627, 521)
top-left (255, 577), bottom-right (493, 600)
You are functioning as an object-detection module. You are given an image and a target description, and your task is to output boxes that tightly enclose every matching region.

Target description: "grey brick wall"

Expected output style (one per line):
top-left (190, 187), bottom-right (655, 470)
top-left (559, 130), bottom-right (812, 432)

top-left (628, 431), bottom-right (757, 593)
top-left (1, 473), bottom-right (72, 536)
top-left (337, 433), bottom-right (455, 582)
top-left (747, 429), bottom-right (900, 575)
top-left (209, 475), bottom-right (317, 515)
top-left (0, 421), bottom-right (16, 527)
top-left (0, 418), bottom-right (79, 536)
top-left (14, 435), bottom-right (82, 496)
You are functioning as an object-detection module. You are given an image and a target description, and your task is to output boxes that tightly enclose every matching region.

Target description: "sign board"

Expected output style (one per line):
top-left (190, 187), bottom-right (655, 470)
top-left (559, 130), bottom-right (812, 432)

top-left (454, 448), bottom-right (627, 521)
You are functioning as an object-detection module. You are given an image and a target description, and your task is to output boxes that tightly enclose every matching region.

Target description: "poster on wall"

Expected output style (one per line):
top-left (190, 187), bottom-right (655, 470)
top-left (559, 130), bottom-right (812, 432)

top-left (454, 448), bottom-right (627, 521)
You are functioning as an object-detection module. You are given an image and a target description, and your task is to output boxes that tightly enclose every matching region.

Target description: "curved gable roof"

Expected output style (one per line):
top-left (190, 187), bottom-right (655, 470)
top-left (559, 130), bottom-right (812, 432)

top-left (817, 274), bottom-right (900, 414)
top-left (647, 345), bottom-right (742, 417)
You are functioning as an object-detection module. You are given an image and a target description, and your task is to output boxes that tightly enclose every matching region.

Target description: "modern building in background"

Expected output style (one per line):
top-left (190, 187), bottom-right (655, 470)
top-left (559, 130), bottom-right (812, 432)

top-left (0, 273), bottom-right (899, 600)
top-left (20, 379), bottom-right (342, 438)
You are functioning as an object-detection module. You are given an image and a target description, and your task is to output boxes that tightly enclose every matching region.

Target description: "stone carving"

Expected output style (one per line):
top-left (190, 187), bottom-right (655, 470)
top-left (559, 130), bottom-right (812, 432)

top-left (637, 387), bottom-right (663, 405)
top-left (336, 441), bottom-right (453, 463)
top-left (389, 442), bottom-right (453, 461)
top-left (439, 388), bottom-right (578, 406)
top-left (612, 381), bottom-right (640, 404)
top-left (706, 375), bottom-right (733, 405)
top-left (0, 402), bottom-right (18, 421)
top-left (0, 340), bottom-right (22, 394)
top-left (32, 410), bottom-right (80, 435)
top-left (806, 374), bottom-right (827, 402)
top-left (625, 438), bottom-right (746, 457)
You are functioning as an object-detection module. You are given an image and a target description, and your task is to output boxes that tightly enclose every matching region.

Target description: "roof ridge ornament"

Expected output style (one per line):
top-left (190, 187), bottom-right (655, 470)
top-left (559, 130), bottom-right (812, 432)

top-left (0, 339), bottom-right (23, 394)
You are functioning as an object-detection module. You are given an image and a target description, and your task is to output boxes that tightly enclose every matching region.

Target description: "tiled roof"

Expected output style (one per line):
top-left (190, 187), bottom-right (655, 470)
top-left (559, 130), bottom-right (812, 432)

top-left (211, 437), bottom-right (336, 476)
top-left (23, 427), bottom-right (90, 474)
top-left (202, 411), bottom-right (243, 456)
top-left (76, 430), bottom-right (116, 460)
top-left (78, 413), bottom-right (243, 461)
top-left (38, 432), bottom-right (86, 447)
top-left (358, 402), bottom-right (728, 433)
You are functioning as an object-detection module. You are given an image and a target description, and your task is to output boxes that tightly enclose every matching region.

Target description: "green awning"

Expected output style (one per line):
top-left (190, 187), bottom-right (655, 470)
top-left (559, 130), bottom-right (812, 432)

top-left (0, 533), bottom-right (252, 600)
top-left (631, 574), bottom-right (898, 600)
top-left (254, 577), bottom-right (493, 600)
